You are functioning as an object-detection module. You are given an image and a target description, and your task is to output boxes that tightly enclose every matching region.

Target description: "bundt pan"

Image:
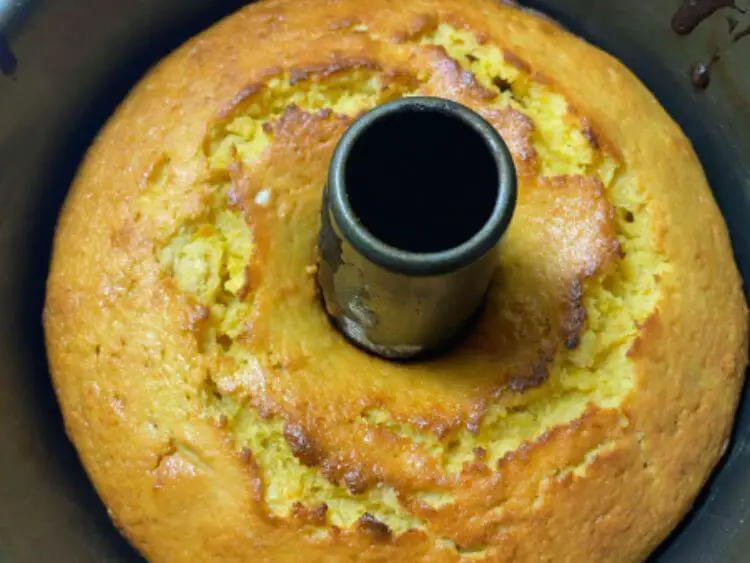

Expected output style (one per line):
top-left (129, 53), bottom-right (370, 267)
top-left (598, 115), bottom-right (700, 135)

top-left (0, 0), bottom-right (749, 561)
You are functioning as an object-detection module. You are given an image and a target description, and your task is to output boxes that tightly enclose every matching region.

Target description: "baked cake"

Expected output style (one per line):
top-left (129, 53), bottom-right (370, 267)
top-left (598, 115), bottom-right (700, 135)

top-left (44, 0), bottom-right (749, 561)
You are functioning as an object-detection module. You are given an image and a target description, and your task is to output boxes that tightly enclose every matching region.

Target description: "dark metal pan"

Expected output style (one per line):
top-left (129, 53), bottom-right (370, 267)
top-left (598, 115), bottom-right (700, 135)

top-left (0, 1), bottom-right (748, 561)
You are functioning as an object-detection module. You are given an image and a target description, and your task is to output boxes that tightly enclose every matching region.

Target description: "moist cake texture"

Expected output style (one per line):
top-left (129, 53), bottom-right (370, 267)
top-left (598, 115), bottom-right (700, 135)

top-left (44, 0), bottom-right (748, 561)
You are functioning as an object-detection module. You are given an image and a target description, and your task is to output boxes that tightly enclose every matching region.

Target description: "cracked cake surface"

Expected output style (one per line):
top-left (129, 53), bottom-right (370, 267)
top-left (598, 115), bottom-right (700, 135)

top-left (44, 0), bottom-right (748, 561)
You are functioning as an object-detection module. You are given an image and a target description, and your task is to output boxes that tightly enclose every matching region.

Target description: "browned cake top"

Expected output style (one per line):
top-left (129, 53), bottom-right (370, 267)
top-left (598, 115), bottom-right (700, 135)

top-left (44, 0), bottom-right (748, 561)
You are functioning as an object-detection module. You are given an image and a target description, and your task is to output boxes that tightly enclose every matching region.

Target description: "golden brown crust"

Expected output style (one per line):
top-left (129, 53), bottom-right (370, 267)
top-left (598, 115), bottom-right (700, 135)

top-left (44, 0), bottom-right (748, 561)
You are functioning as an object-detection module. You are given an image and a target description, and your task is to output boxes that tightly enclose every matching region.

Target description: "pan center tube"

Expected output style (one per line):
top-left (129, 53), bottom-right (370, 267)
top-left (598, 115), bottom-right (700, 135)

top-left (317, 97), bottom-right (517, 360)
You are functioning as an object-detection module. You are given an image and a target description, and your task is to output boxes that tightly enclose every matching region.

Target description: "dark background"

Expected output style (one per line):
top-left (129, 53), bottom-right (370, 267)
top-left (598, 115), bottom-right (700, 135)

top-left (0, 1), bottom-right (748, 561)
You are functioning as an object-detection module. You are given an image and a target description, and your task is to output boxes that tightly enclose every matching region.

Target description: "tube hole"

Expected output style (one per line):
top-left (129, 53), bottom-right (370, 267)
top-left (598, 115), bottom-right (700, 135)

top-left (344, 108), bottom-right (499, 253)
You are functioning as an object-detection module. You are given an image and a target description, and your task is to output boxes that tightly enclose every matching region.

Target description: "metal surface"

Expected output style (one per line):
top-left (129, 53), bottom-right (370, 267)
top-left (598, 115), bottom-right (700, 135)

top-left (318, 97), bottom-right (516, 359)
top-left (0, 0), bottom-right (748, 561)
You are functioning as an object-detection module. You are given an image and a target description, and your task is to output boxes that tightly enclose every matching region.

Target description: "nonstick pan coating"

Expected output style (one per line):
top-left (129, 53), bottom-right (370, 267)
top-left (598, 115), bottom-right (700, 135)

top-left (0, 1), bottom-right (748, 561)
